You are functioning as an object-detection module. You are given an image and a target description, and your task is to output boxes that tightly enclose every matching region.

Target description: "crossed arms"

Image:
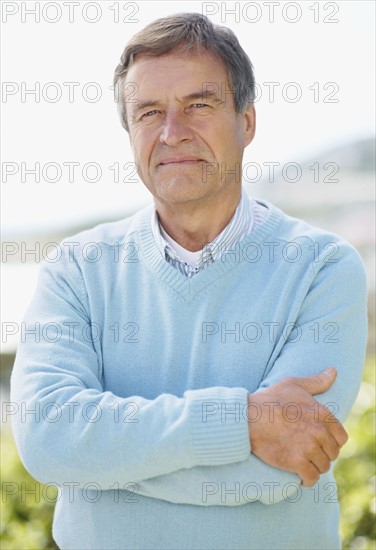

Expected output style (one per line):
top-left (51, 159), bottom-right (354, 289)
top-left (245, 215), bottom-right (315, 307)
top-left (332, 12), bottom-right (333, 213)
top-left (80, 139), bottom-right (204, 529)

top-left (10, 236), bottom-right (367, 506)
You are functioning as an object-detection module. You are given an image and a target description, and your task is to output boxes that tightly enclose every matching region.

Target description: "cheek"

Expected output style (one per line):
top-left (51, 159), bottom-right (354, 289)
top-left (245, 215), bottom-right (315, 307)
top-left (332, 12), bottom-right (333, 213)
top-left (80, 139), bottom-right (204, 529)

top-left (206, 118), bottom-right (241, 149)
top-left (133, 130), bottom-right (158, 163)
top-left (212, 132), bottom-right (241, 159)
top-left (130, 139), bottom-right (148, 171)
top-left (223, 125), bottom-right (246, 153)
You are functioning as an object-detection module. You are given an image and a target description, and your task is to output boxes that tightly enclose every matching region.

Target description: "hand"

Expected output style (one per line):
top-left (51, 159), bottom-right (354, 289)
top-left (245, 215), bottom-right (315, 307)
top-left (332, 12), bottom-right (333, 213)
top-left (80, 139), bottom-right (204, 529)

top-left (247, 368), bottom-right (348, 487)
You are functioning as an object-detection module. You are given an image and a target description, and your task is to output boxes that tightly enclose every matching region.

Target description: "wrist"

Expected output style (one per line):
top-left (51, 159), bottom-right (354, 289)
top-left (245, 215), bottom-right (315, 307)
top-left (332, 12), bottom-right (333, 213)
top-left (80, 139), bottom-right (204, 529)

top-left (247, 392), bottom-right (263, 448)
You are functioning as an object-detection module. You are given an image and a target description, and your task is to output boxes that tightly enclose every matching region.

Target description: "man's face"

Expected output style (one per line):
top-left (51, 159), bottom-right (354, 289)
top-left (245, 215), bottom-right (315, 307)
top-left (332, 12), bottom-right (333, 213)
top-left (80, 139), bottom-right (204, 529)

top-left (125, 49), bottom-right (255, 206)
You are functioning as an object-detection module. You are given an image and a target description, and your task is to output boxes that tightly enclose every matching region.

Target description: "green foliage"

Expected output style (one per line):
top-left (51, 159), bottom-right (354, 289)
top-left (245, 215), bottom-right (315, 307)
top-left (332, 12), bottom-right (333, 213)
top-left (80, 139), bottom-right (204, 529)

top-left (1, 357), bottom-right (375, 549)
top-left (0, 431), bottom-right (58, 549)
top-left (335, 355), bottom-right (376, 550)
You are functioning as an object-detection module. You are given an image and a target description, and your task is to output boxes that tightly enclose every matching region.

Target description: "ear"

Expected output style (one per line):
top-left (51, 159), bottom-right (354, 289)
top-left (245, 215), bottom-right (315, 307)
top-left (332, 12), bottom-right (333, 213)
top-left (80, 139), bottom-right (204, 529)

top-left (242, 105), bottom-right (256, 147)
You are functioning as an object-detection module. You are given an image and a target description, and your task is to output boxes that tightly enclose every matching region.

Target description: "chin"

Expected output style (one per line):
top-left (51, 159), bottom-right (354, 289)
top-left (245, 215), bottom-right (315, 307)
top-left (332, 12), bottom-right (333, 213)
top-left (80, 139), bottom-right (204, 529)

top-left (153, 177), bottom-right (211, 204)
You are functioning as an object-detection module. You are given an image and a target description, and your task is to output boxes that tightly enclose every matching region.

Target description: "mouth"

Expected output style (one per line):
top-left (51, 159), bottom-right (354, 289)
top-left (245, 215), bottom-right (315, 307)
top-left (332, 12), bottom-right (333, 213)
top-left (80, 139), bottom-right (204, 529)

top-left (158, 157), bottom-right (204, 166)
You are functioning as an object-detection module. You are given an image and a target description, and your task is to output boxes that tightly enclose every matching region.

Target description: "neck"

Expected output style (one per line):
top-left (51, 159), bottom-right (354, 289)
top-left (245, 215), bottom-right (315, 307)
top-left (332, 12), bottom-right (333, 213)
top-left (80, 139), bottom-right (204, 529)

top-left (154, 184), bottom-right (242, 252)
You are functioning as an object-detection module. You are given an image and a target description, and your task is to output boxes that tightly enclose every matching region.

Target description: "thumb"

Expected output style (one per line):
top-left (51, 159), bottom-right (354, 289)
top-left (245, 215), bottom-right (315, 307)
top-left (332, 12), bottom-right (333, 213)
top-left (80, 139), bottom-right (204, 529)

top-left (292, 367), bottom-right (337, 395)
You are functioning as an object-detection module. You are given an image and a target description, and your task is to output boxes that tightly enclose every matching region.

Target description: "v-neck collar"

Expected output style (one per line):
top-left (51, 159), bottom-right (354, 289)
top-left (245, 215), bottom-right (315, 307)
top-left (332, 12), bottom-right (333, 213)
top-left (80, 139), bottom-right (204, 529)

top-left (136, 199), bottom-right (283, 303)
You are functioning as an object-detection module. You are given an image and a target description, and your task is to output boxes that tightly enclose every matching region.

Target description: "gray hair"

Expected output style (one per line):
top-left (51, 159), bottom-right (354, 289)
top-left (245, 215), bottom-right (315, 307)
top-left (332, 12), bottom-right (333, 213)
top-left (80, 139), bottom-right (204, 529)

top-left (113, 12), bottom-right (255, 132)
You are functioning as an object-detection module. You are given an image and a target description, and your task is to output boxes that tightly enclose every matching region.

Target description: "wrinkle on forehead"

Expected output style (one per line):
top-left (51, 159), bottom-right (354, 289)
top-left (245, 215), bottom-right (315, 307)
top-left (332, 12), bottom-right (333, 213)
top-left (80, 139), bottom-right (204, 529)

top-left (125, 51), bottom-right (233, 120)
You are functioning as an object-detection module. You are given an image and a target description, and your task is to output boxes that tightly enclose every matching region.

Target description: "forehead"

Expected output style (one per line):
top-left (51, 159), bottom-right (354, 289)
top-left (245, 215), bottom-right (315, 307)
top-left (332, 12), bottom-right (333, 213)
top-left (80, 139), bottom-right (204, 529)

top-left (125, 50), bottom-right (229, 94)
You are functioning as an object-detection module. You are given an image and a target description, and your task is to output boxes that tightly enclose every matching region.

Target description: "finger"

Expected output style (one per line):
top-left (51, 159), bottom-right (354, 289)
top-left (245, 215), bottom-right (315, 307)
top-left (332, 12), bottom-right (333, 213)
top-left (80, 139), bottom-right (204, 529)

top-left (317, 431), bottom-right (341, 462)
top-left (309, 447), bottom-right (331, 474)
top-left (330, 424), bottom-right (348, 448)
top-left (292, 367), bottom-right (337, 396)
top-left (316, 403), bottom-right (349, 448)
top-left (315, 401), bottom-right (349, 448)
top-left (299, 461), bottom-right (321, 487)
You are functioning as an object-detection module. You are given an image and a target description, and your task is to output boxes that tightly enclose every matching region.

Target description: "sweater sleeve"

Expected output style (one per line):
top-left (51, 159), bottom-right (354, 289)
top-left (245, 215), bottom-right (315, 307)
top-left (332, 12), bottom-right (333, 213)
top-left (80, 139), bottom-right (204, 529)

top-left (129, 237), bottom-right (368, 506)
top-left (10, 245), bottom-right (250, 490)
top-left (254, 238), bottom-right (368, 420)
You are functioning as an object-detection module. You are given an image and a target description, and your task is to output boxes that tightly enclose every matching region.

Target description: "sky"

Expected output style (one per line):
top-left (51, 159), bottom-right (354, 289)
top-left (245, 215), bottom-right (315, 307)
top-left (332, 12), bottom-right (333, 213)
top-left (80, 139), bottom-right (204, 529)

top-left (1, 0), bottom-right (375, 234)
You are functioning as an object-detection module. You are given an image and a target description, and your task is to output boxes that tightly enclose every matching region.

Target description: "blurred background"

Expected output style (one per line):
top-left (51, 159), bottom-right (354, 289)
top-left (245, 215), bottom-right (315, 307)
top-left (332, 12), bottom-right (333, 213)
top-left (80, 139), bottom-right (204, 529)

top-left (1, 1), bottom-right (375, 548)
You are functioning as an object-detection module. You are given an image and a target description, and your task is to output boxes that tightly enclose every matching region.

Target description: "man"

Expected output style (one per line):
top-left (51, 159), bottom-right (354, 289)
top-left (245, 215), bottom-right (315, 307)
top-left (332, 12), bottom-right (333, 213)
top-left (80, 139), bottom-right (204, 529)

top-left (11, 13), bottom-right (367, 550)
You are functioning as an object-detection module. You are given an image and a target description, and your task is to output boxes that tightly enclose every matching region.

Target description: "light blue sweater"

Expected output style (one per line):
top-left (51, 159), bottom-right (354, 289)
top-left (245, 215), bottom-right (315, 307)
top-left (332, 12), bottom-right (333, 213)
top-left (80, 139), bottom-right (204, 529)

top-left (11, 198), bottom-right (367, 549)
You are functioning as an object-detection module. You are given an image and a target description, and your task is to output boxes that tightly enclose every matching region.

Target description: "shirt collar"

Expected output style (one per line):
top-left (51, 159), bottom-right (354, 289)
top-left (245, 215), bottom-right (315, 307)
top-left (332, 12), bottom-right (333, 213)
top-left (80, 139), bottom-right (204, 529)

top-left (151, 185), bottom-right (253, 268)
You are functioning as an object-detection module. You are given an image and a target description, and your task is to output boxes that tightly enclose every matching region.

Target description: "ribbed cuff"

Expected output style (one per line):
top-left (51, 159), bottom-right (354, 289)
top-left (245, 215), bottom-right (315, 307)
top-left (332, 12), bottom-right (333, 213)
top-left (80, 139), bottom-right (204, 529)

top-left (184, 387), bottom-right (250, 466)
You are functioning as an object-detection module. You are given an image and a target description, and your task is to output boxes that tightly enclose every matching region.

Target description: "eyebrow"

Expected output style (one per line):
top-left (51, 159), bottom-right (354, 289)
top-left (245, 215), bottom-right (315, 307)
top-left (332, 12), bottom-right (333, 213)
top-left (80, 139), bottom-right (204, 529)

top-left (131, 90), bottom-right (224, 116)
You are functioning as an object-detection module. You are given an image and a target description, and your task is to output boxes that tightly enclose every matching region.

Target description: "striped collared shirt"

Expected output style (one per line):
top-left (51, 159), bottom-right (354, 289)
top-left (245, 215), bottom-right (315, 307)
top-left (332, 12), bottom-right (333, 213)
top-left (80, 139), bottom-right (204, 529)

top-left (151, 187), bottom-right (267, 278)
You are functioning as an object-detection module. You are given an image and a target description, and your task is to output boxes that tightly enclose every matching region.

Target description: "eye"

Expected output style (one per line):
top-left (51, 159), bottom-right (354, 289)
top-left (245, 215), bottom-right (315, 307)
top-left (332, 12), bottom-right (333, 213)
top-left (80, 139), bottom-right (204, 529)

top-left (141, 110), bottom-right (159, 119)
top-left (191, 103), bottom-right (209, 108)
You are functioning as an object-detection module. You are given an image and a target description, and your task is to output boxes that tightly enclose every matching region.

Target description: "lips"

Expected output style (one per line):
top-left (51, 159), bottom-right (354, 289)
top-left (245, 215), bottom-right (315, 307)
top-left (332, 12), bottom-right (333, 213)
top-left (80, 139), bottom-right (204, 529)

top-left (158, 157), bottom-right (204, 166)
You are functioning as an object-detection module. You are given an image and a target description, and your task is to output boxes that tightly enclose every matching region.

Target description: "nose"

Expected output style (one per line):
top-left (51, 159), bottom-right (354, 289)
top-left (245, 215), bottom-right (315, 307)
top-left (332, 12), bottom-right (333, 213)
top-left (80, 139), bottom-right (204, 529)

top-left (159, 110), bottom-right (194, 146)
